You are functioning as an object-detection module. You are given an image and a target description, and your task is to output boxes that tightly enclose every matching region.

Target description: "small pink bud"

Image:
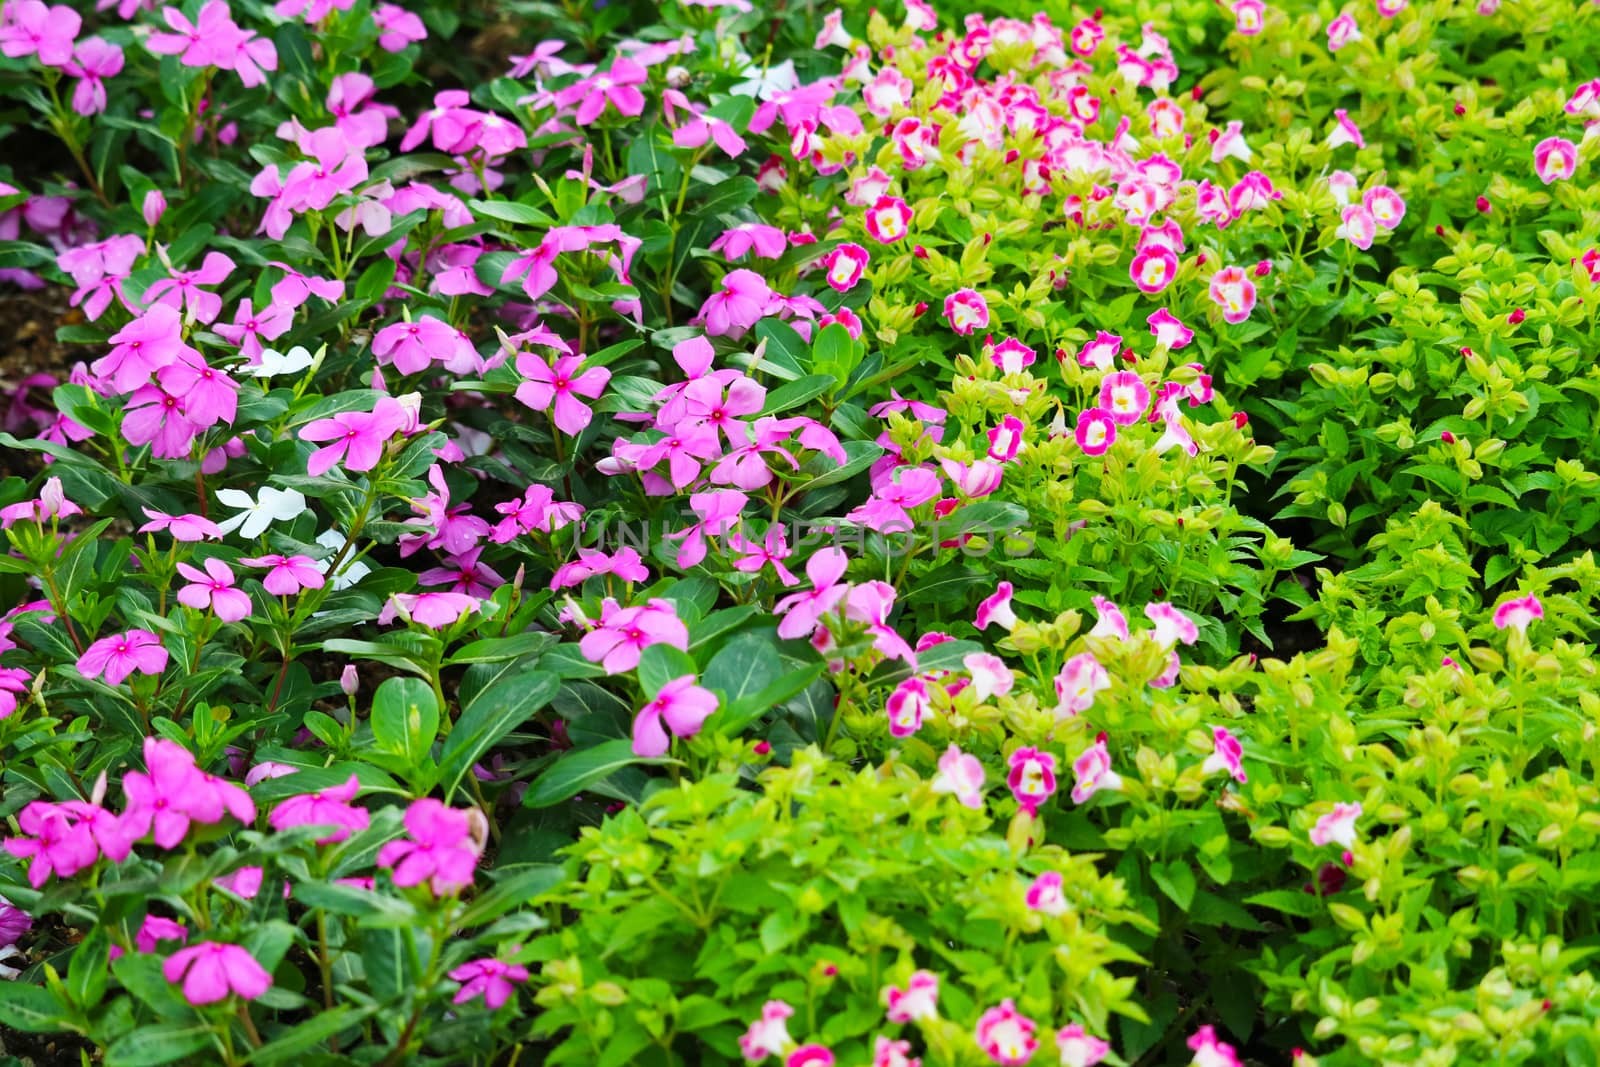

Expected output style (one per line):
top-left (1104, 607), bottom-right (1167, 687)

top-left (1196, 254), bottom-right (1207, 266)
top-left (754, 740), bottom-right (772, 755)
top-left (1253, 259), bottom-right (1272, 277)
top-left (1192, 84), bottom-right (1204, 101)
top-left (1435, 224), bottom-right (1446, 237)
top-left (1454, 102), bottom-right (1466, 116)
top-left (1232, 411), bottom-right (1250, 429)
top-left (913, 244), bottom-right (928, 258)
top-left (1441, 430), bottom-right (1455, 443)
top-left (913, 301), bottom-right (929, 317)
top-left (1508, 308), bottom-right (1525, 324)
top-left (340, 665), bottom-right (359, 696)
top-left (142, 190), bottom-right (166, 227)
top-left (1476, 195), bottom-right (1491, 213)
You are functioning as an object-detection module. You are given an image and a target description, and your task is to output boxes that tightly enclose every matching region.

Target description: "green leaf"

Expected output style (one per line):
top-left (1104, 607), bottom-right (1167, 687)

top-left (105, 1023), bottom-right (214, 1066)
top-left (1243, 889), bottom-right (1325, 918)
top-left (761, 374), bottom-right (837, 417)
top-left (456, 864), bottom-right (566, 927)
top-left (0, 983), bottom-right (67, 1033)
top-left (712, 662), bottom-right (826, 737)
top-left (469, 199), bottom-right (557, 228)
top-left (67, 925), bottom-right (109, 1010)
top-left (370, 677), bottom-right (439, 770)
top-left (524, 739), bottom-right (660, 808)
top-left (702, 631), bottom-right (782, 708)
top-left (753, 319), bottom-right (808, 380)
top-left (1151, 861), bottom-right (1197, 911)
top-left (249, 1006), bottom-right (369, 1063)
top-left (698, 175), bottom-right (759, 217)
top-left (438, 670), bottom-right (560, 802)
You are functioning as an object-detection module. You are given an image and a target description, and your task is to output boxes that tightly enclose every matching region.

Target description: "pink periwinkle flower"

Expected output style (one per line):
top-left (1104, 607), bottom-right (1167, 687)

top-left (239, 554), bottom-right (326, 596)
top-left (561, 57), bottom-right (648, 124)
top-left (3, 802), bottom-right (101, 887)
top-left (122, 738), bottom-right (255, 849)
top-left (377, 798), bottom-right (484, 896)
top-left (450, 957), bottom-right (530, 1009)
top-left (633, 676), bottom-right (718, 757)
top-left (77, 629), bottom-right (168, 685)
top-left (300, 395), bottom-right (410, 476)
top-left (379, 591), bottom-right (480, 630)
top-left (0, 667), bottom-right (31, 720)
top-left (774, 547), bottom-right (851, 640)
top-left (63, 37), bottom-right (123, 114)
top-left (269, 774), bottom-right (368, 844)
top-left (135, 915), bottom-right (188, 954)
top-left (137, 508), bottom-right (222, 542)
top-left (373, 2), bottom-right (425, 50)
top-left (579, 598), bottom-right (690, 674)
top-left (176, 557), bottom-right (253, 622)
top-left (0, 0), bottom-right (80, 66)
top-left (699, 269), bottom-right (774, 337)
top-left (163, 942), bottom-right (272, 1005)
top-left (516, 352), bottom-right (611, 436)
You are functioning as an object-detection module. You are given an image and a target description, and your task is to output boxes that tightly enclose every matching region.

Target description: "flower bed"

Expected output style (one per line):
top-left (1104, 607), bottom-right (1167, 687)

top-left (1, 0), bottom-right (1598, 1064)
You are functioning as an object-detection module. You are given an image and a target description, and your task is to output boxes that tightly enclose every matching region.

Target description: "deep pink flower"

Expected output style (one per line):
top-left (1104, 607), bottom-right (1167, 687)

top-left (710, 224), bottom-right (787, 262)
top-left (63, 37), bottom-right (123, 114)
top-left (1099, 372), bottom-right (1151, 425)
top-left (1056, 1024), bottom-right (1110, 1067)
top-left (1310, 802), bottom-right (1362, 848)
top-left (774, 548), bottom-right (850, 639)
top-left (450, 957), bottom-right (530, 1009)
top-left (886, 676), bottom-right (931, 738)
top-left (215, 299), bottom-right (292, 362)
top-left (176, 557), bottom-right (253, 622)
top-left (943, 288), bottom-right (989, 335)
top-left (561, 57), bottom-right (648, 125)
top-left (95, 304), bottom-right (194, 393)
top-left (373, 314), bottom-right (476, 376)
top-left (133, 915), bottom-right (188, 954)
top-left (633, 675), bottom-right (718, 756)
top-left (579, 598), bottom-right (690, 674)
top-left (300, 396), bottom-right (410, 476)
top-left (699, 270), bottom-right (773, 337)
top-left (1534, 136), bottom-right (1578, 184)
top-left (142, 251), bottom-right (235, 325)
top-left (372, 2), bottom-right (426, 51)
top-left (1208, 266), bottom-right (1257, 324)
top-left (377, 798), bottom-right (483, 895)
top-left (1201, 726), bottom-right (1248, 783)
top-left (3, 802), bottom-right (100, 887)
top-left (77, 629), bottom-right (168, 685)
top-left (378, 591), bottom-right (480, 629)
top-left (930, 745), bottom-right (985, 809)
top-left (1075, 408), bottom-right (1117, 457)
top-left (1070, 734), bottom-right (1123, 804)
top-left (121, 738), bottom-right (255, 849)
top-left (269, 774), bottom-right (368, 843)
top-left (1186, 1026), bottom-right (1242, 1067)
top-left (1492, 592), bottom-right (1543, 633)
top-left (0, 666), bottom-right (30, 720)
top-left (863, 195), bottom-right (912, 243)
top-left (740, 1000), bottom-right (797, 1060)
top-left (145, 1), bottom-right (236, 69)
top-left (516, 352), bottom-right (611, 435)
top-left (163, 942), bottom-right (272, 1005)
top-left (1148, 308), bottom-right (1193, 349)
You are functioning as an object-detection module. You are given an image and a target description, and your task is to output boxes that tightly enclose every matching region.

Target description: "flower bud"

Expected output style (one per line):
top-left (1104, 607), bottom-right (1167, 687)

top-left (340, 665), bottom-right (359, 696)
top-left (142, 189), bottom-right (166, 227)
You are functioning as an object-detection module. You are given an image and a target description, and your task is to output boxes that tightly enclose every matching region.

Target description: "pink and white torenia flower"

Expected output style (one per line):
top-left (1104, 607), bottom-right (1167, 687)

top-left (176, 557), bottom-right (252, 622)
top-left (1148, 308), bottom-right (1193, 349)
top-left (1201, 726), bottom-right (1248, 783)
top-left (1326, 108), bottom-right (1366, 149)
top-left (943, 288), bottom-right (990, 335)
top-left (975, 581), bottom-right (1017, 631)
top-left (1208, 266), bottom-right (1257, 324)
top-left (76, 629), bottom-right (168, 686)
top-left (268, 774), bottom-right (369, 844)
top-left (1025, 871), bottom-right (1068, 915)
top-left (883, 970), bottom-right (939, 1023)
top-left (987, 414), bottom-right (1025, 462)
top-left (930, 744), bottom-right (986, 809)
top-left (579, 598), bottom-right (691, 674)
top-left (1075, 407), bottom-right (1117, 457)
top-left (449, 958), bottom-right (530, 1009)
top-left (863, 195), bottom-right (913, 243)
top-left (1070, 734), bottom-right (1123, 804)
top-left (1089, 596), bottom-right (1130, 641)
top-left (1310, 802), bottom-right (1362, 848)
top-left (1187, 1026), bottom-right (1243, 1067)
top-left (976, 999), bottom-right (1039, 1066)
top-left (377, 798), bottom-right (483, 896)
top-left (1145, 602), bottom-right (1199, 647)
top-left (1054, 653), bottom-right (1110, 717)
top-left (1492, 592), bottom-right (1543, 633)
top-left (1077, 331), bottom-right (1123, 370)
top-left (964, 652), bottom-right (1013, 702)
top-left (163, 942), bottom-right (272, 1006)
top-left (515, 351), bottom-right (611, 435)
top-left (886, 676), bottom-right (932, 738)
top-left (823, 243), bottom-right (870, 291)
top-left (1100, 372), bottom-right (1151, 425)
top-left (1008, 746), bottom-right (1058, 816)
top-left (740, 1000), bottom-right (798, 1061)
top-left (1338, 204), bottom-right (1377, 250)
top-left (1363, 185), bottom-right (1406, 229)
top-left (1057, 1025), bottom-right (1111, 1067)
top-left (1533, 137), bottom-right (1578, 184)
top-left (1130, 245), bottom-right (1178, 293)
top-left (633, 675), bottom-right (718, 757)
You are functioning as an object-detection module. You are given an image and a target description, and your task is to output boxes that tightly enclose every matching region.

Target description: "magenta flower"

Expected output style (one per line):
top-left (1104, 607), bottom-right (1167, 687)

top-left (740, 1000), bottom-right (797, 1061)
top-left (974, 581), bottom-right (1016, 631)
top-left (138, 508), bottom-right (223, 542)
top-left (268, 774), bottom-right (368, 844)
top-left (0, 476), bottom-right (82, 528)
top-left (1007, 747), bottom-right (1057, 816)
top-left (579, 598), bottom-right (690, 674)
top-left (930, 744), bottom-right (985, 809)
top-left (1056, 1025), bottom-right (1110, 1067)
top-left (450, 957), bottom-right (530, 1009)
top-left (986, 414), bottom-right (1025, 462)
top-left (0, 896), bottom-right (31, 948)
top-left (1130, 246), bottom-right (1177, 294)
top-left (373, 314), bottom-right (474, 376)
top-left (975, 999), bottom-right (1038, 1065)
top-left (562, 57), bottom-right (648, 124)
top-left (863, 195), bottom-right (912, 243)
top-left (886, 676), bottom-right (931, 738)
top-left (373, 2), bottom-right (426, 51)
top-left (239, 554), bottom-right (326, 596)
top-left (0, 0), bottom-right (80, 66)
top-left (710, 223), bottom-right (787, 262)
top-left (1070, 734), bottom-right (1123, 804)
top-left (787, 1045), bottom-right (834, 1067)
top-left (163, 942), bottom-right (272, 1005)
top-left (730, 525), bottom-right (800, 586)
top-left (1534, 136), bottom-right (1578, 184)
top-left (215, 299), bottom-right (292, 362)
top-left (0, 666), bottom-right (30, 720)
top-left (63, 37), bottom-right (123, 114)
top-left (633, 675), bottom-right (718, 757)
top-left (774, 548), bottom-right (850, 640)
top-left (943, 288), bottom-right (989, 335)
top-left (1099, 372), bottom-right (1151, 425)
top-left (378, 591), bottom-right (480, 629)
top-left (3, 802), bottom-right (100, 888)
top-left (1208, 266), bottom-right (1257, 324)
top-left (144, 0), bottom-right (235, 69)
top-left (77, 629), bottom-right (168, 686)
top-left (377, 798), bottom-right (483, 896)
top-left (176, 557), bottom-right (253, 622)
top-left (515, 352), bottom-right (611, 435)
top-left (95, 304), bottom-right (194, 393)
top-left (135, 915), bottom-right (189, 954)
top-left (122, 738), bottom-right (256, 849)
top-left (1145, 602), bottom-right (1199, 647)
top-left (300, 395), bottom-right (410, 476)
top-left (1053, 652), bottom-right (1110, 717)
top-left (699, 269), bottom-right (774, 337)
